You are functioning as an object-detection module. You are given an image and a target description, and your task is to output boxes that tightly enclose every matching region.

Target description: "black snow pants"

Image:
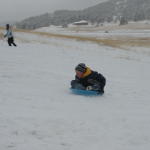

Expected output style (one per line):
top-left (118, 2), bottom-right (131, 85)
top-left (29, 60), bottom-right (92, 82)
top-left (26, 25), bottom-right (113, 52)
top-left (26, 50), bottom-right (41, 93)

top-left (8, 37), bottom-right (17, 46)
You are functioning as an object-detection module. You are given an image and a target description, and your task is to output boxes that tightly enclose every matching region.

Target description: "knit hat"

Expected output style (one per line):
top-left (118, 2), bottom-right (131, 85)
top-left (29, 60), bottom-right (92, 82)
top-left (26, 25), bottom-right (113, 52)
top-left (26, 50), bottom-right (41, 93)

top-left (75, 63), bottom-right (87, 73)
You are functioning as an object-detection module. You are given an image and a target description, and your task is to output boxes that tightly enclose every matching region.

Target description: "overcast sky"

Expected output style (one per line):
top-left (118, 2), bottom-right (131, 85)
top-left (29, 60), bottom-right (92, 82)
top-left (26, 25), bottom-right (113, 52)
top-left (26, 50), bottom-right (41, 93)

top-left (0, 0), bottom-right (107, 23)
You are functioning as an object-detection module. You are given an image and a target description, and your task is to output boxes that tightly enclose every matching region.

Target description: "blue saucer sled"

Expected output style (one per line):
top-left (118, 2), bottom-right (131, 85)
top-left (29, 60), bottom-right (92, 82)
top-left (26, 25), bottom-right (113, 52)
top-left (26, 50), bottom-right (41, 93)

top-left (70, 88), bottom-right (102, 96)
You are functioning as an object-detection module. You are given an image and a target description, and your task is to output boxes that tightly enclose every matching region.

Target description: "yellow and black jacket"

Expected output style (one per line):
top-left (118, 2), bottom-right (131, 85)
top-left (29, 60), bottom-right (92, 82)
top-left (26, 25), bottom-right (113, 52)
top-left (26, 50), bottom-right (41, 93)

top-left (75, 67), bottom-right (106, 90)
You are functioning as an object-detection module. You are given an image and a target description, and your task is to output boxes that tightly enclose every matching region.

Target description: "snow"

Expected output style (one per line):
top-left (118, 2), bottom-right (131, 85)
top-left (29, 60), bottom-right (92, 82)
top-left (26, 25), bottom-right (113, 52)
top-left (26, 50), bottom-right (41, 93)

top-left (0, 28), bottom-right (150, 150)
top-left (35, 23), bottom-right (150, 40)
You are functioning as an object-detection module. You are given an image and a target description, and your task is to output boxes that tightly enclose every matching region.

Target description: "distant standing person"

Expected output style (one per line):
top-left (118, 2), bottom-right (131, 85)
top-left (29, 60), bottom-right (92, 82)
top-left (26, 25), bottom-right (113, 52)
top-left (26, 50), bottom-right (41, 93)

top-left (4, 24), bottom-right (17, 46)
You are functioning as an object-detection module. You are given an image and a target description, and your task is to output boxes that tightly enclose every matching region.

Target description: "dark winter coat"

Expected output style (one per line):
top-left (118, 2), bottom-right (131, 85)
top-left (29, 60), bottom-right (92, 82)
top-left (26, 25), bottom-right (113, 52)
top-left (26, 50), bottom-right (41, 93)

top-left (72, 67), bottom-right (106, 92)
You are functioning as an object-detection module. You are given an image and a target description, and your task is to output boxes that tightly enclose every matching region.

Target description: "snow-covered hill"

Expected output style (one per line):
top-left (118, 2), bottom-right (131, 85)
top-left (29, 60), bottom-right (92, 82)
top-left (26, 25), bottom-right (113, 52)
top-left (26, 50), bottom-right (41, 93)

top-left (0, 30), bottom-right (150, 150)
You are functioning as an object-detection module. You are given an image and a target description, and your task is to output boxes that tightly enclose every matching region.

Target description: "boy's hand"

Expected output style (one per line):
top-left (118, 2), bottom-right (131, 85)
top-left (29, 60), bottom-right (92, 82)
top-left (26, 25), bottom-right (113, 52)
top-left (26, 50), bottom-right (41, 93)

top-left (86, 86), bottom-right (93, 90)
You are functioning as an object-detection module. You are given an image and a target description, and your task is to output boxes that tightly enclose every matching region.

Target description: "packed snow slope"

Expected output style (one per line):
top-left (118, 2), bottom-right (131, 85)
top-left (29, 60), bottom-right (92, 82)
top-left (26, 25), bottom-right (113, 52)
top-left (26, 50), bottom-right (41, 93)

top-left (0, 29), bottom-right (150, 150)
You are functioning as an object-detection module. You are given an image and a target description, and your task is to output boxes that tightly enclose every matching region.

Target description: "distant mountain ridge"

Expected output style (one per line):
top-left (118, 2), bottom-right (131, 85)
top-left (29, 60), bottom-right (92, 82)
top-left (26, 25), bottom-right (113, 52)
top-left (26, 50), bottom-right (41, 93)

top-left (16, 0), bottom-right (150, 29)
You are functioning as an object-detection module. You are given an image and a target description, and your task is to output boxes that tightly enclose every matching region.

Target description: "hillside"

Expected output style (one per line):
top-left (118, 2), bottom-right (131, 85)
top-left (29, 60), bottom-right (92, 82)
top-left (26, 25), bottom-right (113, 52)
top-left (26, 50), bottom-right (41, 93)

top-left (16, 0), bottom-right (150, 29)
top-left (0, 26), bottom-right (150, 150)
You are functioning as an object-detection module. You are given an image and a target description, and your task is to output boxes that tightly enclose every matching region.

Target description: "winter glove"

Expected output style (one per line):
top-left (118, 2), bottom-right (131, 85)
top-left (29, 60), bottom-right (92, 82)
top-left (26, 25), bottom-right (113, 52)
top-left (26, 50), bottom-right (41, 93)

top-left (71, 80), bottom-right (86, 90)
top-left (86, 84), bottom-right (101, 91)
top-left (86, 86), bottom-right (93, 90)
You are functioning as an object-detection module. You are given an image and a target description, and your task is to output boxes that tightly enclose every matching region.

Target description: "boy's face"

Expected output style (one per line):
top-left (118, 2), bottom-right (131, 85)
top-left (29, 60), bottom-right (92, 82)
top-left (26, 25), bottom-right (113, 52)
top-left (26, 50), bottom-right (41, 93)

top-left (75, 70), bottom-right (84, 78)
